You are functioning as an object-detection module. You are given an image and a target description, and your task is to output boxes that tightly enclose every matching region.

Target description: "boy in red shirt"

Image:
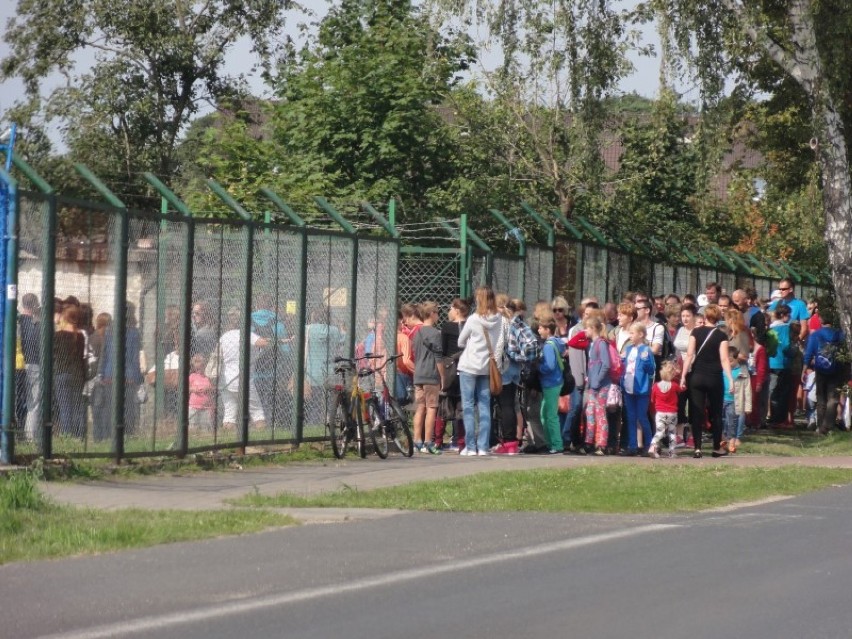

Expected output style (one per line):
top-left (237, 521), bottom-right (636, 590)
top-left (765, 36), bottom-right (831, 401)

top-left (649, 361), bottom-right (684, 458)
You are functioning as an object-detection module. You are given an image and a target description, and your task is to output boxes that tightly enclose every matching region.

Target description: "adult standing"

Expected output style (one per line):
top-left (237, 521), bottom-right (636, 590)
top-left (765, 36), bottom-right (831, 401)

top-left (438, 298), bottom-right (469, 451)
top-left (493, 295), bottom-right (521, 455)
top-left (304, 306), bottom-right (345, 426)
top-left (19, 293), bottom-right (41, 442)
top-left (457, 286), bottom-right (504, 456)
top-left (768, 278), bottom-right (810, 344)
top-left (100, 302), bottom-right (145, 438)
top-left (53, 304), bottom-right (86, 438)
top-left (803, 305), bottom-right (847, 434)
top-left (190, 301), bottom-right (218, 357)
top-left (562, 298), bottom-right (592, 453)
top-left (218, 307), bottom-right (270, 432)
top-left (732, 288), bottom-right (767, 345)
top-left (680, 304), bottom-right (733, 458)
top-left (673, 303), bottom-right (697, 445)
top-left (635, 296), bottom-right (665, 378)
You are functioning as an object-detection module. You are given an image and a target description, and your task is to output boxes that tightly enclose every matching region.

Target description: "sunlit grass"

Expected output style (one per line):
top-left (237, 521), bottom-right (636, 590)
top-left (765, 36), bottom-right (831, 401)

top-left (0, 473), bottom-right (296, 564)
top-left (236, 464), bottom-right (852, 514)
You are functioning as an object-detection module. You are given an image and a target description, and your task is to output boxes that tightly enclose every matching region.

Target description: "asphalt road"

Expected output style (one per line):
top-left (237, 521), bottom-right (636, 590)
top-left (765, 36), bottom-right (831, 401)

top-left (4, 485), bottom-right (852, 639)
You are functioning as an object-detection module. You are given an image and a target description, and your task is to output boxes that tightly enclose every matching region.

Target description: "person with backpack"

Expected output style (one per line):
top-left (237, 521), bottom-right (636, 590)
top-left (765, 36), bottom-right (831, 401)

top-left (538, 317), bottom-right (566, 454)
top-left (582, 315), bottom-right (612, 456)
top-left (493, 297), bottom-right (540, 455)
top-left (635, 296), bottom-right (666, 380)
top-left (803, 304), bottom-right (847, 434)
top-left (766, 304), bottom-right (794, 427)
top-left (621, 322), bottom-right (656, 455)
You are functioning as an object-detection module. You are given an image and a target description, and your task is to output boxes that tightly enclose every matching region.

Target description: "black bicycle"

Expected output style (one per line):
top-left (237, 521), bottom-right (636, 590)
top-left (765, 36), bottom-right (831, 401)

top-left (369, 354), bottom-right (414, 458)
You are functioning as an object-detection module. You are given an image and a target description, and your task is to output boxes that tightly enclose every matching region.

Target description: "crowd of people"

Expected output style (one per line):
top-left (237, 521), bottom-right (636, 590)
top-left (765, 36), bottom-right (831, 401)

top-left (13, 277), bottom-right (849, 454)
top-left (14, 293), bottom-right (323, 443)
top-left (395, 278), bottom-right (850, 458)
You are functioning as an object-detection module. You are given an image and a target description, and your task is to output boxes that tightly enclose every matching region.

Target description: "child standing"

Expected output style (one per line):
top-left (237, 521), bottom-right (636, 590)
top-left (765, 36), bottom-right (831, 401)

top-left (412, 301), bottom-right (444, 454)
top-left (649, 361), bottom-right (683, 458)
top-left (621, 322), bottom-right (655, 455)
top-left (538, 318), bottom-right (566, 454)
top-left (188, 352), bottom-right (214, 431)
top-left (723, 346), bottom-right (752, 452)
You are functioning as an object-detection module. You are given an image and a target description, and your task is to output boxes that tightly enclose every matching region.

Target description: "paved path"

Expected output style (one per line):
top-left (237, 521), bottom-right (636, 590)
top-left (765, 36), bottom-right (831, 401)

top-left (38, 452), bottom-right (852, 522)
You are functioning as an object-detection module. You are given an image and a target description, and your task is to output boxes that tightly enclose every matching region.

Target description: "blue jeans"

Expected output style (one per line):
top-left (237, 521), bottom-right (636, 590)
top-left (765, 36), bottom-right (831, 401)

top-left (560, 386), bottom-right (583, 447)
top-left (459, 372), bottom-right (492, 453)
top-left (623, 392), bottom-right (651, 451)
top-left (723, 400), bottom-right (737, 440)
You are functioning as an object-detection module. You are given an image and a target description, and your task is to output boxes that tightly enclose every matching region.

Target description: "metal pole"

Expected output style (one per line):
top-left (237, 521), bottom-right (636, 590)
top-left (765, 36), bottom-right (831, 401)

top-left (74, 164), bottom-right (128, 463)
top-left (0, 168), bottom-right (18, 463)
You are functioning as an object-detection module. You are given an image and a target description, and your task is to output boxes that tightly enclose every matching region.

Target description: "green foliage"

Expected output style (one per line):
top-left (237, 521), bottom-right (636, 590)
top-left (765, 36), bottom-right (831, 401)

top-left (604, 91), bottom-right (702, 245)
top-left (0, 472), bottom-right (47, 513)
top-left (1, 0), bottom-right (292, 198)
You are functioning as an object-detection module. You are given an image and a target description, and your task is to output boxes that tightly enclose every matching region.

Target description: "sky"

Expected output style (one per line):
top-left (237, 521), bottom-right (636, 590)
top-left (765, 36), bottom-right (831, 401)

top-left (0, 1), bottom-right (667, 150)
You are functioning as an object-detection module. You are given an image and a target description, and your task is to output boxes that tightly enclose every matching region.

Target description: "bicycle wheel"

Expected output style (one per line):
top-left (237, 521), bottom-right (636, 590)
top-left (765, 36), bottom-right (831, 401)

top-left (329, 396), bottom-right (351, 459)
top-left (386, 397), bottom-right (414, 457)
top-left (355, 411), bottom-right (368, 459)
top-left (368, 400), bottom-right (389, 459)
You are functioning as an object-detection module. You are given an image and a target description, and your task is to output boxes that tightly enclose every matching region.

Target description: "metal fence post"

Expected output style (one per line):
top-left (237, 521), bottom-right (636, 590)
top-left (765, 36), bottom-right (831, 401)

top-left (0, 167), bottom-right (18, 464)
top-left (206, 180), bottom-right (254, 452)
top-left (74, 164), bottom-right (128, 462)
top-left (260, 189), bottom-right (308, 444)
top-left (459, 213), bottom-right (469, 299)
top-left (314, 197), bottom-right (358, 358)
top-left (143, 173), bottom-right (193, 458)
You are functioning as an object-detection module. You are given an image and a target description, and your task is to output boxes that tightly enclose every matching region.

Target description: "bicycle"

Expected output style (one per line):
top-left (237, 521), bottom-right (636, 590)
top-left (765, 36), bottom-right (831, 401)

top-left (368, 354), bottom-right (414, 458)
top-left (327, 353), bottom-right (414, 459)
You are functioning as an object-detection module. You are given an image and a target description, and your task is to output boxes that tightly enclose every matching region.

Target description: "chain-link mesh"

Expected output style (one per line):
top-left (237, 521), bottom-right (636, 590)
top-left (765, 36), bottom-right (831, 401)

top-left (190, 221), bottom-right (248, 449)
top-left (492, 254), bottom-right (523, 300)
top-left (398, 251), bottom-right (460, 319)
top-left (697, 268), bottom-right (717, 293)
top-left (653, 264), bottom-right (675, 297)
top-left (608, 251), bottom-right (630, 303)
top-left (9, 182), bottom-right (822, 462)
top-left (581, 245), bottom-right (608, 303)
top-left (718, 271), bottom-right (737, 296)
top-left (676, 266), bottom-right (699, 299)
top-left (301, 233), bottom-right (353, 438)
top-left (246, 227), bottom-right (301, 443)
top-left (523, 246), bottom-right (553, 309)
top-left (15, 192), bottom-right (50, 456)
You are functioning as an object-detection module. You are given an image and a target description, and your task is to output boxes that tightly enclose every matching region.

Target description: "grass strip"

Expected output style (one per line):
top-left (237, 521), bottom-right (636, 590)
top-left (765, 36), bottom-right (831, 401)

top-left (0, 474), bottom-right (296, 565)
top-left (236, 465), bottom-right (852, 514)
top-left (739, 429), bottom-right (852, 456)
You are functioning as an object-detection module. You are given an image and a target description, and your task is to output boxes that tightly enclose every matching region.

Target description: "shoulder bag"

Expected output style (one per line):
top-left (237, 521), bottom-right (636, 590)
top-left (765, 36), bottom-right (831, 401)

top-left (483, 326), bottom-right (503, 396)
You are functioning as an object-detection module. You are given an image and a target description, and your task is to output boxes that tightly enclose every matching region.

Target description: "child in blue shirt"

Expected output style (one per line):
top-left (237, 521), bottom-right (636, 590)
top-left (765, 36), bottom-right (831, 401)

top-left (723, 345), bottom-right (752, 452)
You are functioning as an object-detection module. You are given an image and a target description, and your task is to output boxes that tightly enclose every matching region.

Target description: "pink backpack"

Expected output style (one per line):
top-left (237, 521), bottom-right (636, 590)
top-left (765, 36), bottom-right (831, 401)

top-left (605, 339), bottom-right (623, 383)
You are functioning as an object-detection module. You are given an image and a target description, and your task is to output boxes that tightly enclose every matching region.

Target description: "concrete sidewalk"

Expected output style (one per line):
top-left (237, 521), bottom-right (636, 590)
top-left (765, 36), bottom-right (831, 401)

top-left (39, 451), bottom-right (852, 521)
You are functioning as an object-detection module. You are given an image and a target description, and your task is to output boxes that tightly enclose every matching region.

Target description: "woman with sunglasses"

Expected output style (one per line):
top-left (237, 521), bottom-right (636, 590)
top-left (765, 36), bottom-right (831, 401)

top-left (551, 296), bottom-right (573, 339)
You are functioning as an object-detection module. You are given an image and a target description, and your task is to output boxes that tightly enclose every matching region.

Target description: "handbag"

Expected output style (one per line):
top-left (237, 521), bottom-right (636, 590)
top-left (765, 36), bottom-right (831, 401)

top-left (606, 383), bottom-right (622, 411)
top-left (441, 352), bottom-right (461, 394)
top-left (483, 327), bottom-right (503, 396)
top-left (687, 327), bottom-right (718, 374)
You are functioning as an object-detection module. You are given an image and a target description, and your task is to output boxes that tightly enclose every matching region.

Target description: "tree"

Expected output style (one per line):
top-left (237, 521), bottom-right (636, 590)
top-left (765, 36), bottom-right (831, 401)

top-left (265, 0), bottom-right (474, 220)
top-left (434, 0), bottom-right (645, 217)
top-left (656, 0), bottom-right (852, 337)
top-left (1, 0), bottom-right (292, 195)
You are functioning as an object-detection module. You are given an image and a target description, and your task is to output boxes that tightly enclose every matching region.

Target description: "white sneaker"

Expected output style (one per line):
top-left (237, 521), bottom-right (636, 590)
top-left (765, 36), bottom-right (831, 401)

top-left (476, 450), bottom-right (491, 457)
top-left (460, 448), bottom-right (476, 456)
